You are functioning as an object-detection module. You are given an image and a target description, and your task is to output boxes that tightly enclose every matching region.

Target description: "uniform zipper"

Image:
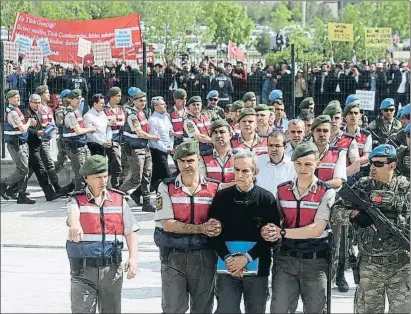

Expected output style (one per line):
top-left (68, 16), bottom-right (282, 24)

top-left (190, 196), bottom-right (195, 224)
top-left (100, 205), bottom-right (105, 259)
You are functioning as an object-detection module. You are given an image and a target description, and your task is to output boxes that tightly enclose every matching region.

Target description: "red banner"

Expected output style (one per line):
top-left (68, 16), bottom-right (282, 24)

top-left (227, 40), bottom-right (245, 62)
top-left (11, 12), bottom-right (142, 65)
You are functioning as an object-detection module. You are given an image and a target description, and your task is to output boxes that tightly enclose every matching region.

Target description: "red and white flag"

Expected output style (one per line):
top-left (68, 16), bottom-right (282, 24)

top-left (228, 40), bottom-right (245, 62)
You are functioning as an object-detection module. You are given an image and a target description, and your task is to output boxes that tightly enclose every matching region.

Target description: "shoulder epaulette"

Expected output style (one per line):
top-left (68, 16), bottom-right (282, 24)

top-left (200, 149), bottom-right (213, 156)
top-left (108, 188), bottom-right (126, 195)
top-left (278, 180), bottom-right (293, 188)
top-left (329, 146), bottom-right (343, 151)
top-left (163, 177), bottom-right (177, 185)
top-left (360, 128), bottom-right (371, 136)
top-left (204, 177), bottom-right (221, 184)
top-left (342, 132), bottom-right (355, 139)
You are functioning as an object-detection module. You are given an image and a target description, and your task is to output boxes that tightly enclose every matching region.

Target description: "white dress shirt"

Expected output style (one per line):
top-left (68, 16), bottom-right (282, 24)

top-left (256, 154), bottom-right (296, 198)
top-left (284, 142), bottom-right (295, 158)
top-left (83, 107), bottom-right (112, 145)
top-left (148, 111), bottom-right (174, 153)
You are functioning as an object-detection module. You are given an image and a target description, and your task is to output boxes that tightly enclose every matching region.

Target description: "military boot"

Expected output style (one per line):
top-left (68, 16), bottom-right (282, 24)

top-left (336, 262), bottom-right (349, 292)
top-left (43, 185), bottom-right (63, 201)
top-left (130, 188), bottom-right (142, 206)
top-left (17, 193), bottom-right (36, 204)
top-left (142, 198), bottom-right (155, 212)
top-left (59, 182), bottom-right (75, 196)
top-left (0, 182), bottom-right (9, 200)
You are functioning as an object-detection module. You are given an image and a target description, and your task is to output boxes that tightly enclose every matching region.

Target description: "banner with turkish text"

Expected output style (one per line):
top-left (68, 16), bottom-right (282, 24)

top-left (11, 12), bottom-right (142, 65)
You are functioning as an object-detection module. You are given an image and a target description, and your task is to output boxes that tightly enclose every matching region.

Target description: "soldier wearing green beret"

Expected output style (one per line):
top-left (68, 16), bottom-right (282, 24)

top-left (66, 155), bottom-right (139, 313)
top-left (120, 91), bottom-right (158, 211)
top-left (169, 89), bottom-right (189, 149)
top-left (183, 96), bottom-right (213, 154)
top-left (154, 139), bottom-right (221, 313)
top-left (299, 97), bottom-right (315, 113)
top-left (323, 100), bottom-right (361, 178)
top-left (255, 104), bottom-right (274, 137)
top-left (262, 140), bottom-right (336, 314)
top-left (231, 108), bottom-right (268, 156)
top-left (64, 89), bottom-right (97, 191)
top-left (102, 86), bottom-right (125, 189)
top-left (35, 85), bottom-right (51, 107)
top-left (199, 119), bottom-right (236, 189)
top-left (0, 90), bottom-right (37, 203)
top-left (227, 100), bottom-right (244, 135)
top-left (242, 91), bottom-right (257, 108)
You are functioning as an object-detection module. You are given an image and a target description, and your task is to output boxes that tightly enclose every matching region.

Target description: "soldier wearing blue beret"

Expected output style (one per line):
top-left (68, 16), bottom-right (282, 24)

top-left (203, 90), bottom-right (225, 121)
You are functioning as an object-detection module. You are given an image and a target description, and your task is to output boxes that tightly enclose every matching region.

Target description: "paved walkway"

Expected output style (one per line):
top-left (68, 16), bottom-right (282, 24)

top-left (1, 185), bottom-right (360, 313)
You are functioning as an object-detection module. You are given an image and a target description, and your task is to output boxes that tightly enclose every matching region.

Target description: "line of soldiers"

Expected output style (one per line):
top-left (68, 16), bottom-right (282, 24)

top-left (2, 82), bottom-right (410, 313)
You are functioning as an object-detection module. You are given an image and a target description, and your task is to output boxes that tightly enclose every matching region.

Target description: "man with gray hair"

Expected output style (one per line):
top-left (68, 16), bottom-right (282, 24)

top-left (209, 150), bottom-right (281, 313)
top-left (285, 119), bottom-right (306, 158)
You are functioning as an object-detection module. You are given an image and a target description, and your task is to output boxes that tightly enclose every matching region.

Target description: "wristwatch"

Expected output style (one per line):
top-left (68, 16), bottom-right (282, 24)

top-left (280, 228), bottom-right (286, 238)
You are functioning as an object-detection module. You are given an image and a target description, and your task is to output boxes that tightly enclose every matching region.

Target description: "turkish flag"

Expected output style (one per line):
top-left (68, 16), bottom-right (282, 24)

top-left (83, 53), bottom-right (95, 67)
top-left (228, 40), bottom-right (245, 62)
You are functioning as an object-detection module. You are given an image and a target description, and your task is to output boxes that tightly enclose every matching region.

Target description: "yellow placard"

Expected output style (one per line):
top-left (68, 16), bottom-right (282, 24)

top-left (365, 28), bottom-right (392, 47)
top-left (328, 23), bottom-right (354, 42)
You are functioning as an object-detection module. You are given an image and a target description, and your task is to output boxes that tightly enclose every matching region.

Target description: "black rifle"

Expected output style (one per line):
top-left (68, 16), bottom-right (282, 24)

top-left (338, 184), bottom-right (410, 252)
top-left (369, 128), bottom-right (399, 149)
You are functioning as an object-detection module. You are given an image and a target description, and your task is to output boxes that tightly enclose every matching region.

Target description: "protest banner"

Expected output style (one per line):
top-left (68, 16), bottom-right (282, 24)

top-left (22, 46), bottom-right (43, 69)
top-left (37, 38), bottom-right (53, 57)
top-left (92, 42), bottom-right (112, 66)
top-left (356, 90), bottom-right (375, 111)
top-left (328, 23), bottom-right (354, 42)
top-left (136, 45), bottom-right (154, 65)
top-left (115, 28), bottom-right (132, 48)
top-left (365, 28), bottom-right (392, 47)
top-left (11, 12), bottom-right (142, 64)
top-left (14, 33), bottom-right (33, 53)
top-left (77, 38), bottom-right (92, 58)
top-left (3, 41), bottom-right (19, 63)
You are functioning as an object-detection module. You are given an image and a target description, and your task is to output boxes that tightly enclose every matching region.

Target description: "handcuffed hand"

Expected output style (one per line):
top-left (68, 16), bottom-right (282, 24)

top-left (202, 218), bottom-right (222, 237)
top-left (261, 223), bottom-right (281, 242)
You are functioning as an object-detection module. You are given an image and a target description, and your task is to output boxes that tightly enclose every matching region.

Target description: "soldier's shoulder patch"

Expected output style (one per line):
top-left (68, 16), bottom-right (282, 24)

top-left (156, 193), bottom-right (163, 211)
top-left (186, 121), bottom-right (195, 133)
top-left (131, 117), bottom-right (140, 128)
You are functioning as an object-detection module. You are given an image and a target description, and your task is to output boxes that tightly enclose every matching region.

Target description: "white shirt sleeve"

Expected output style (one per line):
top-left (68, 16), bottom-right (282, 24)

top-left (363, 134), bottom-right (372, 153)
top-left (334, 150), bottom-right (347, 181)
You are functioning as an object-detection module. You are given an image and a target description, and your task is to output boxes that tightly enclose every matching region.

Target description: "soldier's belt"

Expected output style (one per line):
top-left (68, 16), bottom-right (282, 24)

top-left (362, 252), bottom-right (409, 265)
top-left (71, 257), bottom-right (119, 268)
top-left (280, 250), bottom-right (328, 260)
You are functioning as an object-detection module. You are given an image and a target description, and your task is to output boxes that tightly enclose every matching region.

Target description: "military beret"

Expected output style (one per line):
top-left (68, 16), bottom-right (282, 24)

top-left (210, 119), bottom-right (231, 134)
top-left (230, 100), bottom-right (245, 112)
top-left (345, 94), bottom-right (359, 105)
top-left (311, 115), bottom-right (332, 131)
top-left (400, 104), bottom-right (410, 117)
top-left (379, 98), bottom-right (395, 110)
top-left (299, 109), bottom-right (315, 121)
top-left (396, 108), bottom-right (403, 119)
top-left (404, 123), bottom-right (410, 134)
top-left (6, 90), bottom-right (19, 99)
top-left (207, 90), bottom-right (219, 99)
top-left (67, 89), bottom-right (82, 99)
top-left (268, 105), bottom-right (274, 112)
top-left (269, 90), bottom-right (283, 103)
top-left (369, 144), bottom-right (397, 160)
top-left (173, 89), bottom-right (187, 99)
top-left (128, 87), bottom-right (141, 97)
top-left (187, 96), bottom-right (202, 106)
top-left (291, 141), bottom-right (319, 161)
top-left (242, 91), bottom-right (256, 102)
top-left (173, 140), bottom-right (199, 161)
top-left (299, 97), bottom-right (314, 109)
top-left (79, 155), bottom-right (108, 177)
top-left (255, 104), bottom-right (270, 112)
top-left (108, 87), bottom-right (121, 97)
top-left (237, 108), bottom-right (256, 122)
top-left (343, 101), bottom-right (361, 116)
top-left (323, 100), bottom-right (342, 117)
top-left (133, 91), bottom-right (146, 100)
top-left (59, 89), bottom-right (71, 99)
top-left (35, 85), bottom-right (49, 95)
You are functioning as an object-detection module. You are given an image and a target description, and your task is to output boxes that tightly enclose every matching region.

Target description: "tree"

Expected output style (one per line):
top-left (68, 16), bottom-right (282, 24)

top-left (270, 3), bottom-right (293, 31)
top-left (200, 1), bottom-right (254, 45)
top-left (0, 1), bottom-right (34, 32)
top-left (306, 1), bottom-right (335, 24)
top-left (246, 2), bottom-right (276, 26)
top-left (256, 32), bottom-right (273, 55)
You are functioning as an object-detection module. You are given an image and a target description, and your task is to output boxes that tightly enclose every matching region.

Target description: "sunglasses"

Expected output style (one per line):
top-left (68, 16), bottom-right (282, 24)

top-left (209, 98), bottom-right (219, 102)
top-left (383, 108), bottom-right (395, 112)
top-left (369, 160), bottom-right (391, 167)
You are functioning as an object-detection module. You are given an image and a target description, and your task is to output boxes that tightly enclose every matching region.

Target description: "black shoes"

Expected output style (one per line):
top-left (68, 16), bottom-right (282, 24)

top-left (0, 182), bottom-right (9, 200)
top-left (17, 193), bottom-right (36, 204)
top-left (130, 188), bottom-right (142, 206)
top-left (142, 199), bottom-right (156, 212)
top-left (336, 262), bottom-right (349, 292)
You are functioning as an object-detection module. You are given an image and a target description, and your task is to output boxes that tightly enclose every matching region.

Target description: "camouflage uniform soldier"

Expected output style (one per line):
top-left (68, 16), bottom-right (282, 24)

top-left (345, 144), bottom-right (410, 313)
top-left (396, 123), bottom-right (410, 179)
top-left (54, 89), bottom-right (71, 172)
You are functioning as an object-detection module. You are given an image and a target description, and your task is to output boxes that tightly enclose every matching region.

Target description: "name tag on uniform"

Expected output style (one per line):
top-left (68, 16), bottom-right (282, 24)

top-left (319, 162), bottom-right (336, 169)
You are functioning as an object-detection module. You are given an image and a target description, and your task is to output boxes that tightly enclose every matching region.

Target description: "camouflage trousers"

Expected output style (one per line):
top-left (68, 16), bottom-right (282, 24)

top-left (355, 257), bottom-right (410, 313)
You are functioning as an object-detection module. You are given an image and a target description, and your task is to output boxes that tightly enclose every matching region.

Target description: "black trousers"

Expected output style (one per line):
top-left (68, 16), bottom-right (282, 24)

top-left (87, 142), bottom-right (106, 156)
top-left (150, 148), bottom-right (171, 192)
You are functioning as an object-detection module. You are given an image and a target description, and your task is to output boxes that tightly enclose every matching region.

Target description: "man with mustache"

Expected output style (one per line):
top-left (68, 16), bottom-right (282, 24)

top-left (231, 108), bottom-right (268, 156)
top-left (199, 119), bottom-right (235, 189)
top-left (255, 104), bottom-right (273, 138)
top-left (154, 140), bottom-right (221, 313)
top-left (284, 119), bottom-right (306, 158)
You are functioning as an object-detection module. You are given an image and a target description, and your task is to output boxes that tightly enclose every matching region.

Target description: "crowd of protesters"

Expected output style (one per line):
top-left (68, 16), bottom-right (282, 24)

top-left (4, 52), bottom-right (410, 120)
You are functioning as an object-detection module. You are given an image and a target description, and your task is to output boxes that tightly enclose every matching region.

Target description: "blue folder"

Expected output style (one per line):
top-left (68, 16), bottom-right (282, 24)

top-left (217, 241), bottom-right (259, 275)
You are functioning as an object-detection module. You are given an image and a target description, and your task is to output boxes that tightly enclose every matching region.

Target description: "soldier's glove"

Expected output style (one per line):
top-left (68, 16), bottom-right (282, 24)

top-left (350, 211), bottom-right (373, 228)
